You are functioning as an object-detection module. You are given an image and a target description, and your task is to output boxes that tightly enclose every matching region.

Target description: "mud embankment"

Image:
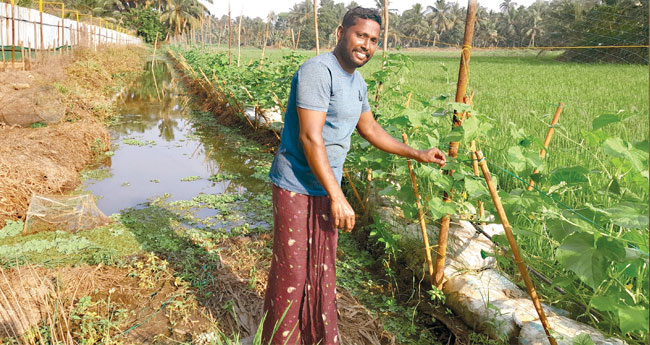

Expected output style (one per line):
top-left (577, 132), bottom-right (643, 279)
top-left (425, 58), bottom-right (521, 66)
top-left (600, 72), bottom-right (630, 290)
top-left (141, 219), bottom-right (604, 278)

top-left (0, 46), bottom-right (147, 223)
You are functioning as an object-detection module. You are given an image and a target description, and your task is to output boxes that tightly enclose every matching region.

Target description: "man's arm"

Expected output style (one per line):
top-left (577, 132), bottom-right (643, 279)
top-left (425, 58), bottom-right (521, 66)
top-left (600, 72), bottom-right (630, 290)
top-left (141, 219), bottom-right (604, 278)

top-left (298, 107), bottom-right (356, 232)
top-left (356, 111), bottom-right (446, 166)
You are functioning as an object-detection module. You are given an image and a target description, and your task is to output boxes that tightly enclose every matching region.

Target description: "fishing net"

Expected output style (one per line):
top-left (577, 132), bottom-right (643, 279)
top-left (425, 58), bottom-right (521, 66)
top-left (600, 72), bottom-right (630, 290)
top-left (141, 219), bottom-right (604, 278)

top-left (23, 194), bottom-right (111, 235)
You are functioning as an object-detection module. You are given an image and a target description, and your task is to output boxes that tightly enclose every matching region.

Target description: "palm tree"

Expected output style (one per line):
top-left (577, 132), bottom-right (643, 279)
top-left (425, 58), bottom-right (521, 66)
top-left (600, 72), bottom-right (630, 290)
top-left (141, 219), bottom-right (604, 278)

top-left (287, 0), bottom-right (312, 49)
top-left (160, 0), bottom-right (205, 39)
top-left (425, 0), bottom-right (456, 46)
top-left (401, 3), bottom-right (428, 47)
top-left (499, 0), bottom-right (516, 14)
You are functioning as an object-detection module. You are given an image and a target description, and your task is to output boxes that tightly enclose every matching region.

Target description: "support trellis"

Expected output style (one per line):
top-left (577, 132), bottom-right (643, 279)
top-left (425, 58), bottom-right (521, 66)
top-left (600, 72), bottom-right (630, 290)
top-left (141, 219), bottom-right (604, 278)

top-left (425, 1), bottom-right (558, 344)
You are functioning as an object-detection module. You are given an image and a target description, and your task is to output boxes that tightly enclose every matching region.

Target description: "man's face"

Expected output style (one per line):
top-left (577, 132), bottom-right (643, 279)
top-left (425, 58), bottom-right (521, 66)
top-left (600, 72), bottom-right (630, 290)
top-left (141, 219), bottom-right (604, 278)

top-left (335, 18), bottom-right (380, 71)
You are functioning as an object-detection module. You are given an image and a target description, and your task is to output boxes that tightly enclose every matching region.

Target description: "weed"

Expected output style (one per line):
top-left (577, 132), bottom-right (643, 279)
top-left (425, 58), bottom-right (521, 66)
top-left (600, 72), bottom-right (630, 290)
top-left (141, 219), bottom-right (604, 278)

top-left (29, 122), bottom-right (47, 128)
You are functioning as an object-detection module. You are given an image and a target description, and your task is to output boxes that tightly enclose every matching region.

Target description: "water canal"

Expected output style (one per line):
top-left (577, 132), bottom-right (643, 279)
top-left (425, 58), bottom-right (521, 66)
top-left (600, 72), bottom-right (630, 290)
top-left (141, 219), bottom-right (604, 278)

top-left (81, 60), bottom-right (271, 228)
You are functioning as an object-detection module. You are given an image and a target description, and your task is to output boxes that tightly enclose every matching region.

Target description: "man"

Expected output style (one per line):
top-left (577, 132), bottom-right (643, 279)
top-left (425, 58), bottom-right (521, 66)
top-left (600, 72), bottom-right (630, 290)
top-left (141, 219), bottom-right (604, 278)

top-left (263, 7), bottom-right (446, 345)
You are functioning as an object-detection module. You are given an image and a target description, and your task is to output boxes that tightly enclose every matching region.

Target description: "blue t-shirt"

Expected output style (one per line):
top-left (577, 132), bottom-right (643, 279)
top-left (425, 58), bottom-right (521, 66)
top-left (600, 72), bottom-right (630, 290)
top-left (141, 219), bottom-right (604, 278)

top-left (269, 52), bottom-right (371, 196)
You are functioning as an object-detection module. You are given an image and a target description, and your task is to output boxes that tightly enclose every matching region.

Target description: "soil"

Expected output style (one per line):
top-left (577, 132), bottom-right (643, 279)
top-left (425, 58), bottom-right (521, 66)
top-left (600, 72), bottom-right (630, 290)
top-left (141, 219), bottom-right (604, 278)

top-left (0, 263), bottom-right (212, 343)
top-left (0, 46), bottom-right (146, 224)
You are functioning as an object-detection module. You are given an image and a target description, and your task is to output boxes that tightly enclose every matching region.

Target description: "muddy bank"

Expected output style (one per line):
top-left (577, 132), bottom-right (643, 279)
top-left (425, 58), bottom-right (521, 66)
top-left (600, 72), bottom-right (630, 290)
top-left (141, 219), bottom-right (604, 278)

top-left (0, 46), bottom-right (147, 223)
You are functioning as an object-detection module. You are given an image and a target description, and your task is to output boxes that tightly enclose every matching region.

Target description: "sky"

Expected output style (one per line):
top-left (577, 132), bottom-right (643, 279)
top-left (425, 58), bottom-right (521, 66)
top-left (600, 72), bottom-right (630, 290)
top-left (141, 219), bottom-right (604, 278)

top-left (201, 0), bottom-right (538, 20)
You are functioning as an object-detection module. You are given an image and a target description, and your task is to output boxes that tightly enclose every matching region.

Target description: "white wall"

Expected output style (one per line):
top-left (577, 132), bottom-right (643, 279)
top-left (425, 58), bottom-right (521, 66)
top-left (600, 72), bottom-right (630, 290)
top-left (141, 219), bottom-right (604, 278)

top-left (0, 2), bottom-right (140, 50)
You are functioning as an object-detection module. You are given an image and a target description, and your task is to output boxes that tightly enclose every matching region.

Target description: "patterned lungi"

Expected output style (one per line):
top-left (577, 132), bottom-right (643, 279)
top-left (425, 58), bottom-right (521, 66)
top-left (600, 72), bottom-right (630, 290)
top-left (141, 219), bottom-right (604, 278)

top-left (262, 185), bottom-right (339, 345)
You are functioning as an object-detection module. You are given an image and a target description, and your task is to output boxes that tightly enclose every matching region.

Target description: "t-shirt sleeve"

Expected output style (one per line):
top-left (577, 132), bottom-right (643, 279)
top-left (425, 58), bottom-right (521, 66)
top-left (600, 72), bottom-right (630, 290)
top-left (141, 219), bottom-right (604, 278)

top-left (361, 80), bottom-right (370, 113)
top-left (296, 62), bottom-right (331, 112)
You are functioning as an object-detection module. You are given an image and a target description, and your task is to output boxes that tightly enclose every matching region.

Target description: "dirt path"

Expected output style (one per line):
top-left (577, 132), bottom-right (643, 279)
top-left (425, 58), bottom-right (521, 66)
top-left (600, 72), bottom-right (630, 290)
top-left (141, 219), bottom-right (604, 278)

top-left (0, 47), bottom-right (146, 223)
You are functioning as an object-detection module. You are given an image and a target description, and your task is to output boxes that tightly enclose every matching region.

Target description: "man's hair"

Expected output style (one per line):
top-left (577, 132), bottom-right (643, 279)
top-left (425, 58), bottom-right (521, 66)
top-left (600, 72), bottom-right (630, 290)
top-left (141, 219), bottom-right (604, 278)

top-left (341, 7), bottom-right (382, 29)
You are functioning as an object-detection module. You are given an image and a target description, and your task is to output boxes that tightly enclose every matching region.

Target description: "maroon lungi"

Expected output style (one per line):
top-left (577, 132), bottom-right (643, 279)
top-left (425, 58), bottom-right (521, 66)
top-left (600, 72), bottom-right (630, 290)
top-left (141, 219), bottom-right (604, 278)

top-left (262, 185), bottom-right (339, 345)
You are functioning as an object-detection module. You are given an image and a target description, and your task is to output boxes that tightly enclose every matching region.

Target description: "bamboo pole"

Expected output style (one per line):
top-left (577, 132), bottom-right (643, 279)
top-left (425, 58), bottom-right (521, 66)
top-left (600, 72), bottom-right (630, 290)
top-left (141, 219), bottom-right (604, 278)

top-left (402, 133), bottom-right (435, 285)
top-left (11, 0), bottom-right (15, 66)
top-left (382, 0), bottom-right (388, 57)
top-left (237, 11), bottom-right (242, 67)
top-left (527, 103), bottom-right (564, 191)
top-left (432, 0), bottom-right (477, 289)
top-left (470, 141), bottom-right (485, 223)
top-left (474, 150), bottom-right (557, 345)
top-left (260, 14), bottom-right (270, 64)
top-left (313, 0), bottom-right (319, 55)
top-left (343, 169), bottom-right (365, 212)
top-left (228, 3), bottom-right (232, 65)
top-left (373, 0), bottom-right (390, 106)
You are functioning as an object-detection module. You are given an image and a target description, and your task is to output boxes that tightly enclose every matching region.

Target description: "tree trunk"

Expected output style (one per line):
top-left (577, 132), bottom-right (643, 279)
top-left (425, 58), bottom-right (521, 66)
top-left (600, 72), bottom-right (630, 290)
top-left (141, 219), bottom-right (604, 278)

top-left (295, 26), bottom-right (301, 49)
top-left (313, 0), bottom-right (319, 54)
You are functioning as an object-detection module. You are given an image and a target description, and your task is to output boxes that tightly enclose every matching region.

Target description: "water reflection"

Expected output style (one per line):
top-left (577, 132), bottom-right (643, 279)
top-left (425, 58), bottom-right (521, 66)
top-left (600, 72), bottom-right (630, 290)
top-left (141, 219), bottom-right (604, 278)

top-left (83, 61), bottom-right (268, 215)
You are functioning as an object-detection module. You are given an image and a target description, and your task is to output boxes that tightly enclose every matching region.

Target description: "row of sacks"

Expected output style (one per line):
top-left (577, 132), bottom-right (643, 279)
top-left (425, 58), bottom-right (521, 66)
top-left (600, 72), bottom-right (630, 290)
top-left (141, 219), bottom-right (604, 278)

top-left (374, 206), bottom-right (625, 345)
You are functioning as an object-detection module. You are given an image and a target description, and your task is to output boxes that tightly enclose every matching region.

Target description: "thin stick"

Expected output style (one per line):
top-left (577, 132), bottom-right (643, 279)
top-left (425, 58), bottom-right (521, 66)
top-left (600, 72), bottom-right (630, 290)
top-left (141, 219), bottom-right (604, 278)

top-left (527, 103), bottom-right (564, 191)
top-left (343, 169), bottom-right (365, 212)
top-left (469, 141), bottom-right (485, 223)
top-left (472, 223), bottom-right (567, 295)
top-left (474, 150), bottom-right (557, 345)
top-left (402, 133), bottom-right (435, 286)
top-left (313, 0), bottom-right (319, 55)
top-left (237, 11), bottom-right (242, 67)
top-left (260, 14), bottom-right (270, 64)
top-left (433, 0), bottom-right (477, 289)
top-left (228, 2), bottom-right (232, 65)
top-left (382, 0), bottom-right (388, 57)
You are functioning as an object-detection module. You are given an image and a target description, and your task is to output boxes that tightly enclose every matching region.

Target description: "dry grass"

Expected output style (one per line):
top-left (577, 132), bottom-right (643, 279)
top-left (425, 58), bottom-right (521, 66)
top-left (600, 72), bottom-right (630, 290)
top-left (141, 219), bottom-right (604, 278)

top-left (0, 45), bottom-right (146, 225)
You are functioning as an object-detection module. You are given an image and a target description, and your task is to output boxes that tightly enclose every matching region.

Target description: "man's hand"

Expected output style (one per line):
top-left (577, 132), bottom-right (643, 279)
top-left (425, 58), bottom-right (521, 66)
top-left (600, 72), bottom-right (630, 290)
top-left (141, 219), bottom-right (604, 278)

top-left (414, 147), bottom-right (446, 167)
top-left (330, 195), bottom-right (355, 232)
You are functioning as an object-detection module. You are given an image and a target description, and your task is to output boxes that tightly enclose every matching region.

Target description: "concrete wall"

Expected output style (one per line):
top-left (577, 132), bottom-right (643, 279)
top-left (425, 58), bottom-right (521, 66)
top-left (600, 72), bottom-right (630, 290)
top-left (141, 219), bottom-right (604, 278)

top-left (0, 2), bottom-right (140, 50)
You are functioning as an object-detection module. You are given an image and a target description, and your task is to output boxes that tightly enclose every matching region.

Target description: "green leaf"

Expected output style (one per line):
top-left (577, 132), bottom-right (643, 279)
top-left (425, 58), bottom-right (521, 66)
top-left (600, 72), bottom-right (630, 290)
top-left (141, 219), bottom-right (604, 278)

top-left (572, 333), bottom-right (595, 345)
top-left (618, 306), bottom-right (649, 333)
top-left (596, 236), bottom-right (626, 262)
top-left (602, 137), bottom-right (647, 173)
top-left (550, 166), bottom-right (590, 185)
top-left (524, 151), bottom-right (544, 170)
top-left (590, 295), bottom-right (618, 312)
top-left (461, 116), bottom-right (480, 141)
top-left (427, 198), bottom-right (456, 219)
top-left (405, 109), bottom-right (429, 127)
top-left (556, 232), bottom-right (608, 289)
top-left (442, 126), bottom-right (464, 143)
top-left (464, 178), bottom-right (489, 199)
top-left (507, 146), bottom-right (526, 172)
top-left (592, 113), bottom-right (620, 130)
top-left (604, 202), bottom-right (649, 229)
top-left (546, 218), bottom-right (578, 242)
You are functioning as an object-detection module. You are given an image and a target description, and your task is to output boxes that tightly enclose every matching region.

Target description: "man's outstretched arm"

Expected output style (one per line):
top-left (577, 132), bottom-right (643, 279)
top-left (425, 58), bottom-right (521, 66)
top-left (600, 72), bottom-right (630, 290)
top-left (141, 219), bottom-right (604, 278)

top-left (298, 107), bottom-right (356, 232)
top-left (356, 111), bottom-right (446, 166)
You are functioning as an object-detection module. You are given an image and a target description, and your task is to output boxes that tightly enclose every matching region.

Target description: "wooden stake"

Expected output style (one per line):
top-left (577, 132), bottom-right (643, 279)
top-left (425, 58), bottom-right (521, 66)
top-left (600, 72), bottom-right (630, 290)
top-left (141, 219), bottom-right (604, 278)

top-left (11, 1), bottom-right (15, 66)
top-left (433, 0), bottom-right (477, 289)
top-left (474, 150), bottom-right (557, 345)
top-left (402, 133), bottom-right (435, 286)
top-left (313, 0), bottom-right (319, 55)
top-left (237, 11), bottom-right (242, 67)
top-left (228, 3), bottom-right (232, 65)
top-left (470, 141), bottom-right (485, 223)
top-left (527, 103), bottom-right (564, 191)
top-left (343, 169), bottom-right (365, 212)
top-left (260, 14), bottom-right (270, 64)
top-left (382, 0), bottom-right (388, 57)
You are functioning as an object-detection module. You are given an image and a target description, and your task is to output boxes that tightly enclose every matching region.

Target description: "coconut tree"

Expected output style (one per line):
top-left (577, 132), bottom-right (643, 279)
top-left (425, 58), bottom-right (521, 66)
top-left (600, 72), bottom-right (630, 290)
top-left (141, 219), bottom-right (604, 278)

top-left (161, 0), bottom-right (205, 40)
top-left (401, 3), bottom-right (428, 47)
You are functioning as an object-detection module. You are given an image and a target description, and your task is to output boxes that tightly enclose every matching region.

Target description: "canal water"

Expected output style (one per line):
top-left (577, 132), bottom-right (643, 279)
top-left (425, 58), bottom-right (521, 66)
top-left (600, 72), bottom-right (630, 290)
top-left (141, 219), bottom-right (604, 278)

top-left (82, 60), bottom-right (268, 217)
